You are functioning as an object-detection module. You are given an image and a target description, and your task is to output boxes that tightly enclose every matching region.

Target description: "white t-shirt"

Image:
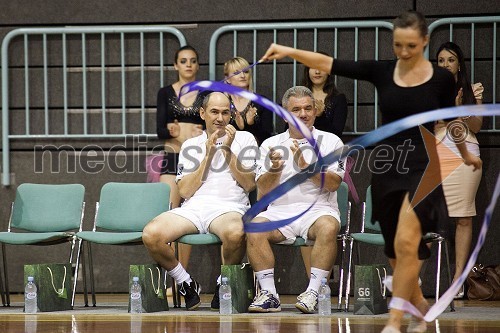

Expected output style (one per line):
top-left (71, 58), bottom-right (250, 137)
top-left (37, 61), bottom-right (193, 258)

top-left (177, 130), bottom-right (258, 207)
top-left (255, 128), bottom-right (345, 210)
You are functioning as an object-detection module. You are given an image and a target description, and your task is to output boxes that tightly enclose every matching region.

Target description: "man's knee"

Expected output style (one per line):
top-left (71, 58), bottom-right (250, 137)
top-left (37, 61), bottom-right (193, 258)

top-left (142, 215), bottom-right (165, 248)
top-left (223, 223), bottom-right (245, 246)
top-left (315, 217), bottom-right (340, 241)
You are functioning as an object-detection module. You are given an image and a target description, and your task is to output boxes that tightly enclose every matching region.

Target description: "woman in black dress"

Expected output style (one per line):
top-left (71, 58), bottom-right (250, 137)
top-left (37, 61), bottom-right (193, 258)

top-left (261, 10), bottom-right (482, 333)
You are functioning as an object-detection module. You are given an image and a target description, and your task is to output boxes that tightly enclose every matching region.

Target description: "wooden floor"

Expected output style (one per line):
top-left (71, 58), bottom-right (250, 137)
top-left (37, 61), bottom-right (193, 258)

top-left (1, 293), bottom-right (499, 332)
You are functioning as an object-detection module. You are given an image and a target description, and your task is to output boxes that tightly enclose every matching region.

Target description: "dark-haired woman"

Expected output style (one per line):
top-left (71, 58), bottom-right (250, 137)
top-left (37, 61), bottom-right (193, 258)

top-left (301, 54), bottom-right (348, 137)
top-left (156, 45), bottom-right (207, 276)
top-left (436, 42), bottom-right (483, 299)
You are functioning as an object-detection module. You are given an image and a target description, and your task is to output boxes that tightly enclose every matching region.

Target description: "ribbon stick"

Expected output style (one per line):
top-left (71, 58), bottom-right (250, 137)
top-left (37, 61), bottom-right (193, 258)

top-left (221, 60), bottom-right (262, 82)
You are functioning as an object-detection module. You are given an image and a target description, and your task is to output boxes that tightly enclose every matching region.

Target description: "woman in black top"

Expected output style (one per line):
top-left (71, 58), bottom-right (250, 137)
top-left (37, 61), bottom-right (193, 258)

top-left (261, 11), bottom-right (481, 333)
top-left (156, 45), bottom-right (206, 273)
top-left (301, 52), bottom-right (348, 137)
top-left (156, 45), bottom-right (206, 208)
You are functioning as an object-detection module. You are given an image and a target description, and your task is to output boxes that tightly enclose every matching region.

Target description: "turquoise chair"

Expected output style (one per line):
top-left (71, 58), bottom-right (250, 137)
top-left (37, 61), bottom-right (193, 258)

top-left (276, 181), bottom-right (351, 311)
top-left (344, 185), bottom-right (453, 311)
top-left (75, 182), bottom-right (170, 307)
top-left (0, 183), bottom-right (85, 307)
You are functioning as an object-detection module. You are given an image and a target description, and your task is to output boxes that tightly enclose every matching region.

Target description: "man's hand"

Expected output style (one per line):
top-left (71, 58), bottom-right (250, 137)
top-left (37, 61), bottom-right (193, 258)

top-left (290, 140), bottom-right (308, 170)
top-left (223, 124), bottom-right (237, 148)
top-left (268, 146), bottom-right (285, 171)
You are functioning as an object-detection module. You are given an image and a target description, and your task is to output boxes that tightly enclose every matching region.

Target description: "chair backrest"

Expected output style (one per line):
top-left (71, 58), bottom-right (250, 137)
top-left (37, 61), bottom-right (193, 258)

top-left (95, 182), bottom-right (170, 232)
top-left (11, 183), bottom-right (85, 232)
top-left (337, 181), bottom-right (350, 230)
top-left (362, 185), bottom-right (381, 232)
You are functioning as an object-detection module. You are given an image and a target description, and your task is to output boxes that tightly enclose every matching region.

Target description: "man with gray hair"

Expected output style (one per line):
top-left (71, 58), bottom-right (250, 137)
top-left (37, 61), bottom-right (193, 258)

top-left (247, 86), bottom-right (345, 313)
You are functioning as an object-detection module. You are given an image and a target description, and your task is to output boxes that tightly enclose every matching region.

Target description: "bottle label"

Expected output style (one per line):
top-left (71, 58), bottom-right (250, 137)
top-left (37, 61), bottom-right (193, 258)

top-left (131, 292), bottom-right (141, 300)
top-left (26, 292), bottom-right (37, 300)
top-left (222, 293), bottom-right (232, 301)
top-left (318, 294), bottom-right (326, 301)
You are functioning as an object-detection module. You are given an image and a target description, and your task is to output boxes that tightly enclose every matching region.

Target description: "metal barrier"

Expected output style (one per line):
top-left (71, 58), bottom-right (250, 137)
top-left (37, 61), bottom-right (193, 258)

top-left (1, 26), bottom-right (186, 185)
top-left (427, 16), bottom-right (500, 132)
top-left (209, 21), bottom-right (394, 134)
top-left (2, 18), bottom-right (499, 186)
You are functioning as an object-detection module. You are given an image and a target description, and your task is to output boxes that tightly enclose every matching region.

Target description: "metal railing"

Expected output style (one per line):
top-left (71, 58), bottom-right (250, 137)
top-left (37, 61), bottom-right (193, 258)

top-left (1, 25), bottom-right (186, 185)
top-left (427, 16), bottom-right (500, 132)
top-left (209, 21), bottom-right (394, 134)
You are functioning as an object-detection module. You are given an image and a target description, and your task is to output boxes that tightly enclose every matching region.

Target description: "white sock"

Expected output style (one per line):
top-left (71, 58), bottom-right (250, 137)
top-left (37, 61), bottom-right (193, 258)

top-left (255, 268), bottom-right (277, 296)
top-left (167, 262), bottom-right (192, 285)
top-left (307, 267), bottom-right (330, 292)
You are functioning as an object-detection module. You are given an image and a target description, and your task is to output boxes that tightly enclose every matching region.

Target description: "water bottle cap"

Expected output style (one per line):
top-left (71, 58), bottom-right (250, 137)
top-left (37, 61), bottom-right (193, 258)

top-left (221, 277), bottom-right (228, 283)
top-left (27, 276), bottom-right (34, 282)
top-left (133, 277), bottom-right (139, 282)
top-left (321, 277), bottom-right (327, 284)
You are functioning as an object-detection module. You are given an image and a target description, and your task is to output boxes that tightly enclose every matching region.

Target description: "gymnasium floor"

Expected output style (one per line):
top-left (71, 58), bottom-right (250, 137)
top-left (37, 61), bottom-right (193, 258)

top-left (1, 293), bottom-right (499, 332)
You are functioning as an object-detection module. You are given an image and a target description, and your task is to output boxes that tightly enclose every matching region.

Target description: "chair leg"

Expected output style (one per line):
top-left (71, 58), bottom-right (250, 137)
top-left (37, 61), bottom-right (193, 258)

top-left (0, 245), bottom-right (5, 306)
top-left (337, 235), bottom-right (346, 311)
top-left (2, 243), bottom-right (10, 306)
top-left (80, 242), bottom-right (89, 307)
top-left (72, 238), bottom-right (83, 307)
top-left (173, 241), bottom-right (181, 308)
top-left (87, 242), bottom-right (96, 307)
top-left (435, 238), bottom-right (442, 303)
top-left (443, 239), bottom-right (455, 312)
top-left (344, 237), bottom-right (355, 312)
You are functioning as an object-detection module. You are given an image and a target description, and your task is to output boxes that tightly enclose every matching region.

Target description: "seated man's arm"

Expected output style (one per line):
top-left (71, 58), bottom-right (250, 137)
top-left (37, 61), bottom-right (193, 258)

top-left (256, 146), bottom-right (285, 197)
top-left (224, 148), bottom-right (257, 193)
top-left (290, 139), bottom-right (343, 192)
top-left (177, 133), bottom-right (218, 199)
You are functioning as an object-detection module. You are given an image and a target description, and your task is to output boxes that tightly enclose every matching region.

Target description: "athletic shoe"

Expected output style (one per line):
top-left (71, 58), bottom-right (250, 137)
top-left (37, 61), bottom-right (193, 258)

top-left (248, 290), bottom-right (281, 313)
top-left (295, 289), bottom-right (318, 314)
top-left (178, 279), bottom-right (201, 310)
top-left (210, 283), bottom-right (220, 310)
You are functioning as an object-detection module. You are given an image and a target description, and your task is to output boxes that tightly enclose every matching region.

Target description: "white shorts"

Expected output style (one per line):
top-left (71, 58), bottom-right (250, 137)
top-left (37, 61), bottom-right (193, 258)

top-left (256, 204), bottom-right (340, 245)
top-left (169, 200), bottom-right (246, 234)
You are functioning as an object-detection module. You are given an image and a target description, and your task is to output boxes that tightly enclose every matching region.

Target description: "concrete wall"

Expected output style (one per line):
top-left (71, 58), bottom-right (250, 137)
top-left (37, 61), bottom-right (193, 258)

top-left (0, 1), bottom-right (498, 297)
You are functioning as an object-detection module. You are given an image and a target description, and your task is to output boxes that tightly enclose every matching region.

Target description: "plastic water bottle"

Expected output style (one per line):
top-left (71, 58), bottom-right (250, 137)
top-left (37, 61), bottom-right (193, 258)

top-left (219, 276), bottom-right (232, 314)
top-left (130, 276), bottom-right (142, 313)
top-left (24, 276), bottom-right (37, 313)
top-left (318, 277), bottom-right (331, 315)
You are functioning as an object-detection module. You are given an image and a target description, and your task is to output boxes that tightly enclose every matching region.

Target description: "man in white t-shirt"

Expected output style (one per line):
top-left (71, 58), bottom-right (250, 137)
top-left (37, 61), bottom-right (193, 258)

top-left (143, 92), bottom-right (258, 311)
top-left (247, 86), bottom-right (345, 314)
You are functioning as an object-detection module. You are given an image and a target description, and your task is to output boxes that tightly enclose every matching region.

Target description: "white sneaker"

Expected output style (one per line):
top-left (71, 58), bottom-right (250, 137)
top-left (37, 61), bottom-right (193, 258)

top-left (295, 289), bottom-right (318, 314)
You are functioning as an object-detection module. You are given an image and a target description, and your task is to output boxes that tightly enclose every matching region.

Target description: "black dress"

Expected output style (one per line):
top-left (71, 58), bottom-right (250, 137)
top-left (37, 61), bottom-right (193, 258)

top-left (332, 59), bottom-right (456, 259)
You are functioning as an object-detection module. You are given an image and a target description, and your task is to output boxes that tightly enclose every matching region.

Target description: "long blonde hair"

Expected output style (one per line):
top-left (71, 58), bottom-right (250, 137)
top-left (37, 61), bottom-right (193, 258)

top-left (223, 57), bottom-right (254, 93)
